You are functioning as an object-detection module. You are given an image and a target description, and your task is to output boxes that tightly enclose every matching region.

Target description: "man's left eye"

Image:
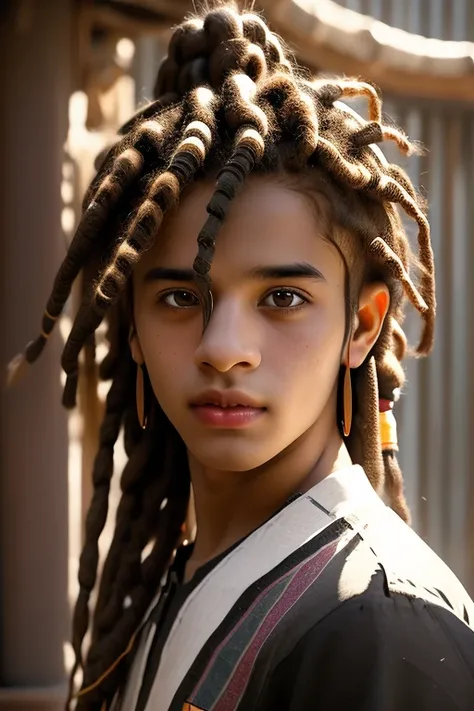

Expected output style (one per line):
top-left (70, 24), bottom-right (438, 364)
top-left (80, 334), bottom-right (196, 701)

top-left (261, 290), bottom-right (306, 308)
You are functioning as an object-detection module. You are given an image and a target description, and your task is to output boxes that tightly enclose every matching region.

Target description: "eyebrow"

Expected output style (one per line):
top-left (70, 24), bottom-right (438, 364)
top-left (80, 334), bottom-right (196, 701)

top-left (143, 267), bottom-right (195, 283)
top-left (142, 262), bottom-right (326, 283)
top-left (249, 262), bottom-right (326, 281)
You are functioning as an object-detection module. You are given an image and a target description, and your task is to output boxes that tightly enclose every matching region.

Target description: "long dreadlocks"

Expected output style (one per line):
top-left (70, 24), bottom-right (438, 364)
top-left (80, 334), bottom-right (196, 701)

top-left (7, 4), bottom-right (435, 710)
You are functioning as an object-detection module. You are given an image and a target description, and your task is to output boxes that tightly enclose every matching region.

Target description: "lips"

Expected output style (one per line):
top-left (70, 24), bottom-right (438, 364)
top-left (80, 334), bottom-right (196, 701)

top-left (189, 390), bottom-right (267, 428)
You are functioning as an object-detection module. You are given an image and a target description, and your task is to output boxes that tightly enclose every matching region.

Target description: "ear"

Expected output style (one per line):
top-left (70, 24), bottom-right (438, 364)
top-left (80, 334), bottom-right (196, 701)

top-left (347, 282), bottom-right (390, 368)
top-left (129, 326), bottom-right (145, 366)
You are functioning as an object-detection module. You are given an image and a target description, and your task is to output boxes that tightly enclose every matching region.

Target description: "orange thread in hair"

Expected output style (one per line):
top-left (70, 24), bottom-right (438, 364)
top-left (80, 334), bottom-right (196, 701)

top-left (75, 631), bottom-right (137, 699)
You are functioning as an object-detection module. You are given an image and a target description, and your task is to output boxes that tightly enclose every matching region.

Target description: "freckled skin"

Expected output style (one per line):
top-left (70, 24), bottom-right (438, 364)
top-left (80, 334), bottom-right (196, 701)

top-left (132, 178), bottom-right (346, 472)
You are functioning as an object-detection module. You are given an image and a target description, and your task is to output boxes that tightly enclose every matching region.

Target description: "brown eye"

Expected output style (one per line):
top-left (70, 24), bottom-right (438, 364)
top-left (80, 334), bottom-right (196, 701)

top-left (262, 289), bottom-right (305, 309)
top-left (162, 290), bottom-right (200, 308)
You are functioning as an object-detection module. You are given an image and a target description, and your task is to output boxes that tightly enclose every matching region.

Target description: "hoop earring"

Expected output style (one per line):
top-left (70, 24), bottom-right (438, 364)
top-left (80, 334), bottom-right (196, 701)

top-left (342, 342), bottom-right (352, 438)
top-left (136, 364), bottom-right (148, 430)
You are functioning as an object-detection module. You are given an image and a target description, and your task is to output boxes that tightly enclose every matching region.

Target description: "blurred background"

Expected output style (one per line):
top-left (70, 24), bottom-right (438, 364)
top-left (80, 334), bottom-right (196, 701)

top-left (0, 1), bottom-right (473, 709)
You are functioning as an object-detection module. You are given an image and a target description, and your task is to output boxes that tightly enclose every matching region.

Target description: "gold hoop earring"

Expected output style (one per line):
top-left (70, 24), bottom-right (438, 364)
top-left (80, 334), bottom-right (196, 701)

top-left (342, 342), bottom-right (352, 438)
top-left (136, 365), bottom-right (148, 430)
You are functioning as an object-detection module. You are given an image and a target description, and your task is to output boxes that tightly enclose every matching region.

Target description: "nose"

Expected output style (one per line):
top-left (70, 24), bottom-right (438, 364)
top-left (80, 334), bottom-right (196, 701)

top-left (194, 298), bottom-right (262, 373)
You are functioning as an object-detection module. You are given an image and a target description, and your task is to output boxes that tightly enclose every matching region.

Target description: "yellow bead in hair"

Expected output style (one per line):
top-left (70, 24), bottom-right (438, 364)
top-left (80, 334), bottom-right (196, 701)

top-left (380, 410), bottom-right (399, 452)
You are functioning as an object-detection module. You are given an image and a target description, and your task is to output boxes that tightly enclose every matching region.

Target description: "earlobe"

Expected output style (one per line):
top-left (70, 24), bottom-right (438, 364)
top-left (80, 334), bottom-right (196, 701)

top-left (349, 283), bottom-right (390, 368)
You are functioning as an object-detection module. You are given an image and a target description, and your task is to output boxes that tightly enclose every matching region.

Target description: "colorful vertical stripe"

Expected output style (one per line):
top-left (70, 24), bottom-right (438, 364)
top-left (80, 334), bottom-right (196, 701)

top-left (187, 535), bottom-right (344, 711)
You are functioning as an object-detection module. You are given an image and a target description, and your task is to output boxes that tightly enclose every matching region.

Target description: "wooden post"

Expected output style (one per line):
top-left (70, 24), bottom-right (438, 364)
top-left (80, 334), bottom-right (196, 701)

top-left (0, 0), bottom-right (72, 708)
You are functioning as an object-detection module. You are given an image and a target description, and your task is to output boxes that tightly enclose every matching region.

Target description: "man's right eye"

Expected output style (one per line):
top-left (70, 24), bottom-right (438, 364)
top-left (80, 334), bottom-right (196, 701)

top-left (160, 290), bottom-right (200, 308)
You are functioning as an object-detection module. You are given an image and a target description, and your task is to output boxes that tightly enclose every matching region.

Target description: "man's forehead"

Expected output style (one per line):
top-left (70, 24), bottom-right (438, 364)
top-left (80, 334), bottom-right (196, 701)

top-left (135, 176), bottom-right (343, 277)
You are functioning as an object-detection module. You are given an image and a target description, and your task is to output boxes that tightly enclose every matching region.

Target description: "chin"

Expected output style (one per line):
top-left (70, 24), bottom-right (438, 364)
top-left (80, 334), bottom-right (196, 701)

top-left (187, 441), bottom-right (277, 473)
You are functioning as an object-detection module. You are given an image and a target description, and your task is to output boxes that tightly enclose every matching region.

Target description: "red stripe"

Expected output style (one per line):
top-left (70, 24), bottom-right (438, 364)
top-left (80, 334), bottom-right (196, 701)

top-left (212, 540), bottom-right (339, 711)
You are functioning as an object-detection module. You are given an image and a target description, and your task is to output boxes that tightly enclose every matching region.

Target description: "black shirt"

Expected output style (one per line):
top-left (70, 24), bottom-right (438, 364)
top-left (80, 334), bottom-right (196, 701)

top-left (133, 539), bottom-right (474, 711)
top-left (119, 468), bottom-right (474, 711)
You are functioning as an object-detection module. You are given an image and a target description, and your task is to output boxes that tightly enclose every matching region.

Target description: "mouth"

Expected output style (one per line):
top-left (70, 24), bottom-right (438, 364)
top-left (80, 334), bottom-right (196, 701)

top-left (190, 389), bottom-right (266, 409)
top-left (189, 390), bottom-right (267, 428)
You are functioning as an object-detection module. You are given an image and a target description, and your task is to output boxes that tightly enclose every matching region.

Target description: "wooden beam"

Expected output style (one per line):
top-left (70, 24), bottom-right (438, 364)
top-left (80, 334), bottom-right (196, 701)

top-left (262, 0), bottom-right (474, 104)
top-left (88, 0), bottom-right (474, 104)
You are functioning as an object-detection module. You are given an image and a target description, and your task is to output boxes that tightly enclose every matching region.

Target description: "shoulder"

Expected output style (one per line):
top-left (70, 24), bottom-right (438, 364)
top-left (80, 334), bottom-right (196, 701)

top-left (262, 579), bottom-right (474, 711)
top-left (252, 506), bottom-right (474, 711)
top-left (319, 497), bottom-right (474, 629)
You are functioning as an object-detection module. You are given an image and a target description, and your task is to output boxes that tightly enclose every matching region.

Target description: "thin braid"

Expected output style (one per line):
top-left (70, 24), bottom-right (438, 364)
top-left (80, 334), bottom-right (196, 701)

top-left (68, 353), bottom-right (134, 699)
top-left (75, 485), bottom-right (188, 710)
top-left (338, 80), bottom-right (382, 123)
top-left (370, 311), bottom-right (411, 521)
top-left (377, 348), bottom-right (411, 523)
top-left (348, 357), bottom-right (384, 493)
top-left (91, 429), bottom-right (155, 636)
top-left (7, 149), bottom-right (144, 387)
top-left (6, 108), bottom-right (185, 389)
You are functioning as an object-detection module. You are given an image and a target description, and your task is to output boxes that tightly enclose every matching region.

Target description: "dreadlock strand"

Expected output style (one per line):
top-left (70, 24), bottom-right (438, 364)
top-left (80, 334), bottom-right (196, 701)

top-left (63, 92), bottom-right (219, 407)
top-left (193, 72), bottom-right (268, 326)
top-left (204, 7), bottom-right (244, 48)
top-left (241, 12), bottom-right (268, 45)
top-left (316, 135), bottom-right (376, 189)
top-left (383, 452), bottom-right (411, 523)
top-left (381, 125), bottom-right (412, 154)
top-left (96, 97), bottom-right (217, 305)
top-left (68, 354), bottom-right (132, 700)
top-left (77, 461), bottom-right (189, 711)
top-left (345, 357), bottom-right (383, 495)
top-left (372, 174), bottom-right (436, 352)
top-left (6, 148), bottom-right (145, 387)
top-left (78, 410), bottom-right (189, 710)
top-left (351, 121), bottom-right (384, 149)
top-left (167, 18), bottom-right (205, 64)
top-left (268, 78), bottom-right (319, 161)
top-left (91, 429), bottom-right (156, 636)
top-left (369, 237), bottom-right (428, 313)
top-left (8, 113), bottom-right (181, 388)
top-left (386, 163), bottom-right (419, 201)
top-left (338, 80), bottom-right (382, 123)
top-left (224, 73), bottom-right (269, 136)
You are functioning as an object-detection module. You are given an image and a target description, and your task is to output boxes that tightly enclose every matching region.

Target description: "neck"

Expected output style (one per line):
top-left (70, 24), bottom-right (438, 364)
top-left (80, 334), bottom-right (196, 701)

top-left (185, 423), bottom-right (352, 574)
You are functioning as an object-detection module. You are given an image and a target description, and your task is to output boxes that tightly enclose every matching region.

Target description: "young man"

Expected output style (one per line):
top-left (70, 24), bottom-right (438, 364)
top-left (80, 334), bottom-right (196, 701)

top-left (9, 5), bottom-right (474, 710)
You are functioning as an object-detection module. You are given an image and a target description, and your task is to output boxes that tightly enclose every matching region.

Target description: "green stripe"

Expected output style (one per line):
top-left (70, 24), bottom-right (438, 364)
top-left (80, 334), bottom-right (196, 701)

top-left (194, 575), bottom-right (292, 709)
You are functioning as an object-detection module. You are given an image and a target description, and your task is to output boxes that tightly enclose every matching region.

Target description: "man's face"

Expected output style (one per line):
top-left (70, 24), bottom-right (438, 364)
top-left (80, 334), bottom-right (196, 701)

top-left (132, 177), bottom-right (346, 472)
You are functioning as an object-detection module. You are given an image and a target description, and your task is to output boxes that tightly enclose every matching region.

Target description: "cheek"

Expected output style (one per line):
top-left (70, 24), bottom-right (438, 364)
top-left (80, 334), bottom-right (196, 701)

top-left (135, 313), bottom-right (198, 386)
top-left (266, 303), bottom-right (345, 403)
top-left (275, 302), bottom-right (344, 362)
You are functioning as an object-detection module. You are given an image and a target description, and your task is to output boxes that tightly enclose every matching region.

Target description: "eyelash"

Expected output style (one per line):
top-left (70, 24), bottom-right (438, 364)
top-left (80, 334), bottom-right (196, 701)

top-left (157, 288), bottom-right (310, 312)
